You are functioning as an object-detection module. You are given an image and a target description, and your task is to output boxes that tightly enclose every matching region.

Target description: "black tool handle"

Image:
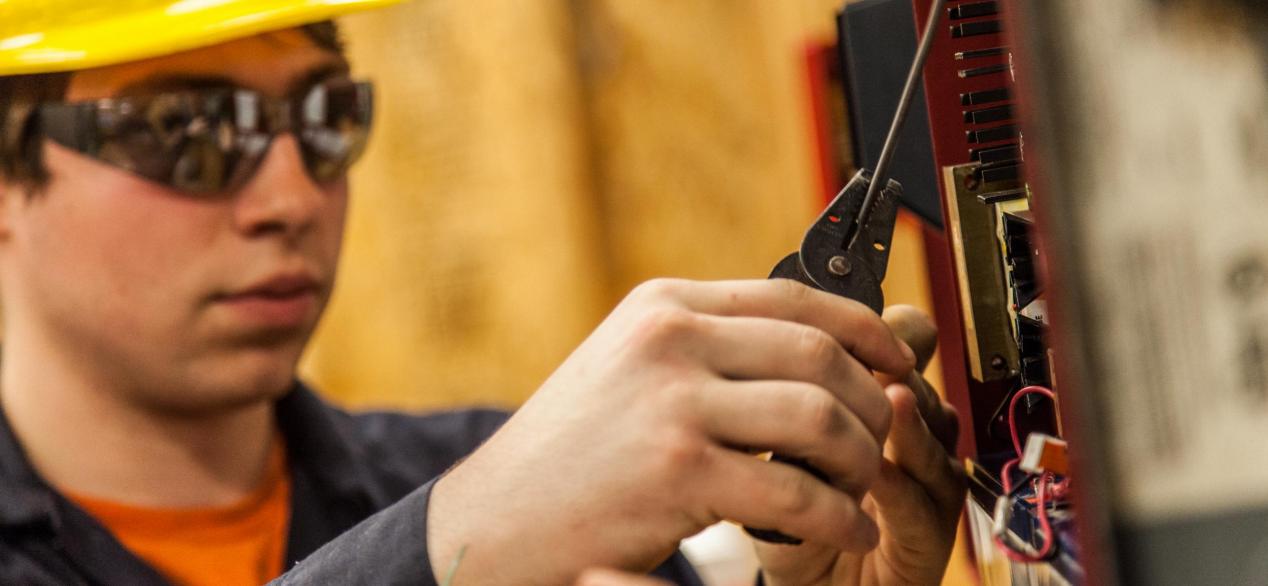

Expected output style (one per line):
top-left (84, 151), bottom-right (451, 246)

top-left (742, 255), bottom-right (833, 545)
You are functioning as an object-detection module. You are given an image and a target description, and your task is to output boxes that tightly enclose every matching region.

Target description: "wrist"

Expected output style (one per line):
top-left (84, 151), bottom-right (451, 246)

top-left (426, 463), bottom-right (533, 584)
top-left (426, 447), bottom-right (635, 585)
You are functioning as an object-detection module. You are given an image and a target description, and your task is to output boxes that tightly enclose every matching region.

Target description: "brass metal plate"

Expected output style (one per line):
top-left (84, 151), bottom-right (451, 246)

top-left (942, 163), bottom-right (1021, 381)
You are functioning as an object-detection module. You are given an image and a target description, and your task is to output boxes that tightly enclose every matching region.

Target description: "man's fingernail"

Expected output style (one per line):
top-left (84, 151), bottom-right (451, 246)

top-left (900, 341), bottom-right (916, 364)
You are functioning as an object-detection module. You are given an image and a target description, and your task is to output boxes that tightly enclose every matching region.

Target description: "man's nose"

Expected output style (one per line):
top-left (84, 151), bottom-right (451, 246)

top-left (232, 135), bottom-right (327, 239)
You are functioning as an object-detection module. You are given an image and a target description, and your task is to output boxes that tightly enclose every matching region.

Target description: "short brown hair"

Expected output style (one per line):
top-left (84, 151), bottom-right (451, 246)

top-left (0, 21), bottom-right (345, 189)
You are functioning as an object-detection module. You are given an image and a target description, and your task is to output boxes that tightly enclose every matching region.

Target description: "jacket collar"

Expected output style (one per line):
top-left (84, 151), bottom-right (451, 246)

top-left (275, 382), bottom-right (382, 509)
top-left (0, 401), bottom-right (57, 528)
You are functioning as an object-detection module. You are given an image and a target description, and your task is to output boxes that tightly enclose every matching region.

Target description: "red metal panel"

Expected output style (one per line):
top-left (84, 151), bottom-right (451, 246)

top-left (913, 0), bottom-right (1020, 456)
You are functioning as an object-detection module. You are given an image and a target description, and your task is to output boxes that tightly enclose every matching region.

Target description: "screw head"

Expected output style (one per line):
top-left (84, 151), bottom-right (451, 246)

top-left (964, 173), bottom-right (981, 191)
top-left (828, 255), bottom-right (850, 276)
top-left (990, 355), bottom-right (1007, 370)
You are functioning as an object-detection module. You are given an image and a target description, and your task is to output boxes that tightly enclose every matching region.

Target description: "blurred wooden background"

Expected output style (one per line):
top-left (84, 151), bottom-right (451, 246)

top-left (300, 1), bottom-right (971, 583)
top-left (303, 0), bottom-right (938, 409)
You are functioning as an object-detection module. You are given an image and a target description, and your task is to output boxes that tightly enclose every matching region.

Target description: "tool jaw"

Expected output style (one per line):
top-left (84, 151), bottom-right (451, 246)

top-left (768, 169), bottom-right (903, 315)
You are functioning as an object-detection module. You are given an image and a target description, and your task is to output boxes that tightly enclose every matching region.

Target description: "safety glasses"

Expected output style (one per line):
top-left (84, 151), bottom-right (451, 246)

top-left (39, 78), bottom-right (374, 194)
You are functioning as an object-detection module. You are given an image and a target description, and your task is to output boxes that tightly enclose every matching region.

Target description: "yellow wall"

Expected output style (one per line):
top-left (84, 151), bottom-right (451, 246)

top-left (300, 1), bottom-right (609, 409)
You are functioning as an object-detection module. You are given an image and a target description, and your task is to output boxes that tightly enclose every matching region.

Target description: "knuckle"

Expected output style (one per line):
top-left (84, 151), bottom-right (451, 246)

top-left (655, 427), bottom-right (709, 477)
top-left (799, 388), bottom-right (844, 438)
top-left (652, 375), bottom-right (702, 413)
top-left (796, 327), bottom-right (840, 372)
top-left (771, 470), bottom-right (815, 515)
top-left (631, 278), bottom-right (686, 302)
top-left (630, 307), bottom-right (699, 347)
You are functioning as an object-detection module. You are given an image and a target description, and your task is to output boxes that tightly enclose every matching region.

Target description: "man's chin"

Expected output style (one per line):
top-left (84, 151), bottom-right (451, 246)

top-left (132, 349), bottom-right (305, 418)
top-left (128, 374), bottom-right (294, 419)
top-left (114, 322), bottom-right (314, 417)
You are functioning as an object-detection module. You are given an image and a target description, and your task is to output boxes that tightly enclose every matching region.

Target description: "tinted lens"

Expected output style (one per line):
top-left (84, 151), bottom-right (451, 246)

top-left (41, 89), bottom-right (265, 195)
top-left (167, 92), bottom-right (235, 193)
top-left (297, 80), bottom-right (373, 184)
top-left (95, 90), bottom-right (252, 194)
top-left (40, 80), bottom-right (372, 194)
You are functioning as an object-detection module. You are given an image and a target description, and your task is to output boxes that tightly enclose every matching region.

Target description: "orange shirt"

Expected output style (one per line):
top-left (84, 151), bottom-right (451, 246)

top-left (66, 441), bottom-right (291, 586)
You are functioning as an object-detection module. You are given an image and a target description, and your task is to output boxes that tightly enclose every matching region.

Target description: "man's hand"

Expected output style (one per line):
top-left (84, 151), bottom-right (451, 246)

top-left (426, 279), bottom-right (916, 584)
top-left (756, 305), bottom-right (967, 586)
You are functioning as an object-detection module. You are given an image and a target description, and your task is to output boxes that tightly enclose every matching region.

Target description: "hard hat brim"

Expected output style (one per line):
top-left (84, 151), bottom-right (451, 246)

top-left (0, 0), bottom-right (402, 76)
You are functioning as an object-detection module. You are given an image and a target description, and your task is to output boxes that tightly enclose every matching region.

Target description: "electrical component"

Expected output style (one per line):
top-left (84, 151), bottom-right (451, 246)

top-left (1020, 433), bottom-right (1068, 476)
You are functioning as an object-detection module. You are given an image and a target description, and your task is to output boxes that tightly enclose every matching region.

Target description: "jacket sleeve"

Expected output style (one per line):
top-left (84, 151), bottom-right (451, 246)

top-left (271, 478), bottom-right (444, 586)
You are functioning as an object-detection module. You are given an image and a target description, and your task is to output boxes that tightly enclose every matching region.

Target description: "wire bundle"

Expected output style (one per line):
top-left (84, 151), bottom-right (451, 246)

top-left (993, 385), bottom-right (1061, 563)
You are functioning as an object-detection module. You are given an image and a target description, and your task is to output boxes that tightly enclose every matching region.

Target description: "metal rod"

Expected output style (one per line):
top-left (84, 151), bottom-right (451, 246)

top-left (848, 0), bottom-right (948, 250)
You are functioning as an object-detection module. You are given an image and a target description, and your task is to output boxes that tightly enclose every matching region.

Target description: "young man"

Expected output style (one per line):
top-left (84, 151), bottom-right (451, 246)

top-left (0, 1), bottom-right (964, 585)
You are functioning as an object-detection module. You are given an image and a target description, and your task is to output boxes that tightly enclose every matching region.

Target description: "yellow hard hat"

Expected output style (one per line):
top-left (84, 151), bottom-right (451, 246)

top-left (0, 0), bottom-right (403, 76)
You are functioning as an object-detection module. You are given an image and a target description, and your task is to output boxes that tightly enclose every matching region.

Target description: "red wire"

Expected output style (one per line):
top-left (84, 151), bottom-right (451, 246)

top-left (1000, 458), bottom-right (1018, 494)
top-left (1008, 385), bottom-right (1056, 459)
top-left (995, 385), bottom-right (1059, 563)
top-left (1035, 473), bottom-right (1057, 558)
